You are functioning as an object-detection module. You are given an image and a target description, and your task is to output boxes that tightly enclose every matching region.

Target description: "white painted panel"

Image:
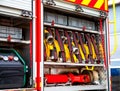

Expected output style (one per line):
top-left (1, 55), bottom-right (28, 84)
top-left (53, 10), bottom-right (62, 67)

top-left (0, 0), bottom-right (31, 11)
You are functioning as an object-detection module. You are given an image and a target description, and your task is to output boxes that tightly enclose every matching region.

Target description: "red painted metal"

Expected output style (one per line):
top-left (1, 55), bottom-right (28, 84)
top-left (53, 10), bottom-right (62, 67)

top-left (69, 73), bottom-right (91, 84)
top-left (35, 0), bottom-right (41, 90)
top-left (8, 56), bottom-right (14, 61)
top-left (45, 74), bottom-right (68, 84)
top-left (7, 35), bottom-right (11, 42)
top-left (88, 0), bottom-right (98, 8)
top-left (74, 0), bottom-right (82, 4)
top-left (45, 74), bottom-right (90, 84)
top-left (99, 19), bottom-right (107, 69)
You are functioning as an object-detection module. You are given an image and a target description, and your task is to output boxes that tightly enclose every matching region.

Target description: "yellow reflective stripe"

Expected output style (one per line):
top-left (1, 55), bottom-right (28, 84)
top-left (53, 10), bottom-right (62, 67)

top-left (105, 0), bottom-right (108, 10)
top-left (94, 0), bottom-right (104, 9)
top-left (81, 0), bottom-right (91, 5)
top-left (68, 0), bottom-right (76, 2)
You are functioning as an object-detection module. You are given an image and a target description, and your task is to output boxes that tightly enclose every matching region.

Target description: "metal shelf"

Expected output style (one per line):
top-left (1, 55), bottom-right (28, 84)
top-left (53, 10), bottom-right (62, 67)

top-left (44, 85), bottom-right (106, 91)
top-left (0, 38), bottom-right (30, 44)
top-left (3, 88), bottom-right (35, 91)
top-left (44, 22), bottom-right (100, 34)
top-left (44, 62), bottom-right (104, 67)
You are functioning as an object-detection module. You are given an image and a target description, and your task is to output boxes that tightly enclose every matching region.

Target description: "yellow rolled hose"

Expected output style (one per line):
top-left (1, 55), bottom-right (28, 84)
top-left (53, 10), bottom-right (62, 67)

top-left (44, 40), bottom-right (54, 60)
top-left (91, 43), bottom-right (97, 60)
top-left (84, 44), bottom-right (89, 59)
top-left (78, 44), bottom-right (85, 61)
top-left (64, 44), bottom-right (71, 62)
top-left (99, 42), bottom-right (104, 59)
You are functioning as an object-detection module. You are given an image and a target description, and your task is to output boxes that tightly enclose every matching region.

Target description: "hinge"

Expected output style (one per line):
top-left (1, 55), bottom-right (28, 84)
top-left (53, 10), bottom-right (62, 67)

top-left (75, 5), bottom-right (84, 12)
top-left (46, 0), bottom-right (56, 6)
top-left (100, 11), bottom-right (107, 18)
top-left (21, 10), bottom-right (32, 17)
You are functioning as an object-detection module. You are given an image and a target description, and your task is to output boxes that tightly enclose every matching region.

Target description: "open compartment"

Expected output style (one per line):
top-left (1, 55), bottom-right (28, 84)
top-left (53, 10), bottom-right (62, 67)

top-left (0, 15), bottom-right (33, 89)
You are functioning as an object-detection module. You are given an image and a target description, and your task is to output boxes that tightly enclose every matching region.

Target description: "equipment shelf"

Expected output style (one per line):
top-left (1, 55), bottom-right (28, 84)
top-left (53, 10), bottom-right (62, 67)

top-left (44, 62), bottom-right (104, 67)
top-left (4, 88), bottom-right (35, 91)
top-left (44, 22), bottom-right (101, 34)
top-left (44, 85), bottom-right (106, 91)
top-left (0, 38), bottom-right (30, 44)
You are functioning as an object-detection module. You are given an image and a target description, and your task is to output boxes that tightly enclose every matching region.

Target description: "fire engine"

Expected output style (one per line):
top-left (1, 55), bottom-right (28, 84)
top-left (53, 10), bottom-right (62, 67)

top-left (0, 0), bottom-right (109, 91)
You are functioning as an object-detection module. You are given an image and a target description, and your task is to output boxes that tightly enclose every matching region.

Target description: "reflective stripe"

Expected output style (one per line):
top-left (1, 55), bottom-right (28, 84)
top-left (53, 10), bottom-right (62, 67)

top-left (68, 0), bottom-right (76, 2)
top-left (81, 0), bottom-right (91, 5)
top-left (65, 0), bottom-right (108, 11)
top-left (94, 0), bottom-right (104, 9)
top-left (105, 0), bottom-right (108, 11)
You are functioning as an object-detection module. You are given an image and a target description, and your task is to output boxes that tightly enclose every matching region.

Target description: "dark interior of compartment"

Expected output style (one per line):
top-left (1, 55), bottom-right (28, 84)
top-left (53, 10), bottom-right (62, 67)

top-left (0, 15), bottom-right (33, 88)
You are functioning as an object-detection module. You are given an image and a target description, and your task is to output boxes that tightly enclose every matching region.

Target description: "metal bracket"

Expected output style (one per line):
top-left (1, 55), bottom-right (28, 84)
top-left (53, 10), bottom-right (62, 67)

top-left (100, 11), bottom-right (107, 18)
top-left (75, 5), bottom-right (84, 12)
top-left (46, 0), bottom-right (56, 6)
top-left (21, 10), bottom-right (32, 17)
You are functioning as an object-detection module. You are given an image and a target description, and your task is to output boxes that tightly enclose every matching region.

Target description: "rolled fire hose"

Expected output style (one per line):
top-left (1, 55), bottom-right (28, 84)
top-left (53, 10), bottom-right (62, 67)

top-left (85, 34), bottom-right (97, 63)
top-left (64, 43), bottom-right (71, 62)
top-left (81, 69), bottom-right (94, 83)
top-left (61, 35), bottom-right (71, 62)
top-left (55, 29), bottom-right (66, 62)
top-left (78, 33), bottom-right (87, 61)
top-left (44, 29), bottom-right (60, 61)
top-left (72, 32), bottom-right (82, 63)
top-left (78, 44), bottom-right (85, 61)
top-left (91, 34), bottom-right (100, 62)
top-left (81, 69), bottom-right (99, 84)
top-left (72, 42), bottom-right (80, 63)
top-left (64, 31), bottom-right (74, 63)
